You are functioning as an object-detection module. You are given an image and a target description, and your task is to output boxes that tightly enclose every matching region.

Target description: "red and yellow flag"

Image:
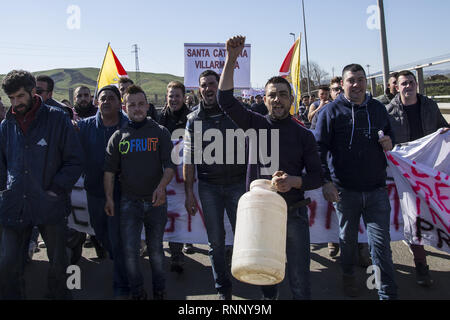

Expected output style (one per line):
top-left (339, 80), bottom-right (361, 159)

top-left (279, 35), bottom-right (301, 115)
top-left (95, 43), bottom-right (128, 97)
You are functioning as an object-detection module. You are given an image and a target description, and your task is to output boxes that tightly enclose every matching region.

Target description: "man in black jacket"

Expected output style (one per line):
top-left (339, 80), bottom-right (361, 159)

top-left (386, 70), bottom-right (449, 287)
top-left (36, 75), bottom-right (73, 117)
top-left (158, 81), bottom-right (194, 273)
top-left (73, 86), bottom-right (97, 120)
top-left (218, 36), bottom-right (323, 300)
top-left (0, 70), bottom-right (83, 299)
top-left (183, 70), bottom-right (247, 300)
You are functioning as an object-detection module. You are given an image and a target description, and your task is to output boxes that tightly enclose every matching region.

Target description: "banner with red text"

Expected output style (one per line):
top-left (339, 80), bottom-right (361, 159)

top-left (386, 129), bottom-right (450, 253)
top-left (69, 140), bottom-right (407, 245)
top-left (184, 43), bottom-right (251, 89)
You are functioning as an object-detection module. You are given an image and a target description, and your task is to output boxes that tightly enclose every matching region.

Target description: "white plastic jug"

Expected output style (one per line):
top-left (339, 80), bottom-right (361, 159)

top-left (231, 179), bottom-right (287, 285)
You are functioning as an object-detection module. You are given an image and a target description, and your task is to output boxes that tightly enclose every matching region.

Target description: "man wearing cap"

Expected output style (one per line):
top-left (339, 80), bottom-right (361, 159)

top-left (77, 85), bottom-right (130, 299)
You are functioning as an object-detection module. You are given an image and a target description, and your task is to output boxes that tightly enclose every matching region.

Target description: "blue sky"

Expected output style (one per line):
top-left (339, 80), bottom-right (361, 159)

top-left (1, 0), bottom-right (449, 88)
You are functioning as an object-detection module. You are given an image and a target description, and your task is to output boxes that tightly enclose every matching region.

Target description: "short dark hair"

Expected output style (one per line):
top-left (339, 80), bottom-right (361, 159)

top-left (119, 77), bottom-right (134, 85)
top-left (396, 70), bottom-right (416, 82)
top-left (302, 94), bottom-right (310, 99)
top-left (167, 81), bottom-right (185, 95)
top-left (265, 76), bottom-right (292, 96)
top-left (389, 72), bottom-right (399, 80)
top-left (2, 70), bottom-right (36, 95)
top-left (318, 84), bottom-right (330, 92)
top-left (123, 84), bottom-right (147, 104)
top-left (36, 75), bottom-right (54, 92)
top-left (74, 85), bottom-right (91, 95)
top-left (342, 64), bottom-right (366, 78)
top-left (330, 76), bottom-right (342, 86)
top-left (198, 70), bottom-right (220, 83)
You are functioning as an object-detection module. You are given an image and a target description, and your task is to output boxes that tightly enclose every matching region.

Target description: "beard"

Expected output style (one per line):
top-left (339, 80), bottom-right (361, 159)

top-left (74, 101), bottom-right (91, 109)
top-left (269, 105), bottom-right (290, 120)
top-left (13, 96), bottom-right (33, 115)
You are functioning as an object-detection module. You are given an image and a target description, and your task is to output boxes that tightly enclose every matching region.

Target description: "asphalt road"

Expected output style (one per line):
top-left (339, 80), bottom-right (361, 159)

top-left (24, 240), bottom-right (449, 300)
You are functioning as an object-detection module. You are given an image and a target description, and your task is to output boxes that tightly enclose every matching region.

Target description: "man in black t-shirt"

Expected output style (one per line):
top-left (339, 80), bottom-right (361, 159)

top-left (104, 85), bottom-right (175, 300)
top-left (386, 70), bottom-right (449, 288)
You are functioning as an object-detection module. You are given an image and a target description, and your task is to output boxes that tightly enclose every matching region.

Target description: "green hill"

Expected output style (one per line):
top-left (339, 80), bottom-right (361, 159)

top-left (0, 68), bottom-right (184, 107)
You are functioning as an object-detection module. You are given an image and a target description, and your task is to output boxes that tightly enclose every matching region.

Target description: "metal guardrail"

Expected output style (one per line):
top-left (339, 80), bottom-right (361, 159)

top-left (429, 95), bottom-right (450, 99)
top-left (366, 57), bottom-right (450, 97)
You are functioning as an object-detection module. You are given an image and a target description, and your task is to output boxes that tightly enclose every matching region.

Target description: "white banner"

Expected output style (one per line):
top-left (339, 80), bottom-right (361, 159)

top-left (69, 141), bottom-right (408, 245)
top-left (184, 43), bottom-right (251, 89)
top-left (386, 130), bottom-right (450, 253)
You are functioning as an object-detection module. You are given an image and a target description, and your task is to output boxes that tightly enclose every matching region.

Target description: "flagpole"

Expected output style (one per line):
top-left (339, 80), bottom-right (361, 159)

top-left (94, 42), bottom-right (111, 100)
top-left (302, 0), bottom-right (311, 96)
top-left (296, 35), bottom-right (301, 114)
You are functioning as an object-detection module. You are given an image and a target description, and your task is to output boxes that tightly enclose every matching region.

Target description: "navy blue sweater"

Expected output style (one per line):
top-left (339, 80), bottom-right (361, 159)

top-left (218, 89), bottom-right (323, 207)
top-left (314, 93), bottom-right (394, 191)
top-left (77, 111), bottom-right (129, 198)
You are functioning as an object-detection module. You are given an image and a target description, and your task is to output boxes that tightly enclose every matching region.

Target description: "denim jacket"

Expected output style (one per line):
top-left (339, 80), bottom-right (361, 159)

top-left (0, 103), bottom-right (83, 226)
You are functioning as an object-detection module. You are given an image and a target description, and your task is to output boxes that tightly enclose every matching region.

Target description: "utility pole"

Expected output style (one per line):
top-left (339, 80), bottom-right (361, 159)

top-left (132, 44), bottom-right (140, 86)
top-left (302, 0), bottom-right (311, 96)
top-left (366, 64), bottom-right (371, 77)
top-left (378, 0), bottom-right (390, 92)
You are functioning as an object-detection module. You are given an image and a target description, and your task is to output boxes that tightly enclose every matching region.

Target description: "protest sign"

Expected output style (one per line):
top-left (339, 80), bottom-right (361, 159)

top-left (387, 130), bottom-right (449, 253)
top-left (69, 141), bottom-right (406, 245)
top-left (184, 43), bottom-right (251, 89)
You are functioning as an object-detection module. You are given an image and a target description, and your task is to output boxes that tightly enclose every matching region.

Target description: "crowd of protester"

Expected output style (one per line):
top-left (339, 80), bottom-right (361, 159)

top-left (0, 35), bottom-right (448, 300)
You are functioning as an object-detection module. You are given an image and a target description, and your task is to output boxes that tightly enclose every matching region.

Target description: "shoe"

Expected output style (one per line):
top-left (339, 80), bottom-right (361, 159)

top-left (328, 242), bottom-right (339, 258)
top-left (182, 243), bottom-right (195, 254)
top-left (153, 290), bottom-right (166, 300)
top-left (343, 275), bottom-right (359, 297)
top-left (170, 255), bottom-right (185, 274)
top-left (416, 263), bottom-right (434, 287)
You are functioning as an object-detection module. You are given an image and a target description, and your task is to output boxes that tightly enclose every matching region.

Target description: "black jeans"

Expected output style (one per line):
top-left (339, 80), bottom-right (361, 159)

top-left (0, 221), bottom-right (71, 299)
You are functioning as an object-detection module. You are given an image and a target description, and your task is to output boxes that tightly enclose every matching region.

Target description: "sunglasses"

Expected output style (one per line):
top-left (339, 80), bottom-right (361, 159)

top-left (36, 88), bottom-right (48, 94)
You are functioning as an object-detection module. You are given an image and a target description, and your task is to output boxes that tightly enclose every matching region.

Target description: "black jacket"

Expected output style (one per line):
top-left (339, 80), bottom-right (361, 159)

top-left (386, 93), bottom-right (448, 144)
top-left (184, 102), bottom-right (246, 185)
top-left (158, 104), bottom-right (191, 134)
top-left (0, 103), bottom-right (83, 226)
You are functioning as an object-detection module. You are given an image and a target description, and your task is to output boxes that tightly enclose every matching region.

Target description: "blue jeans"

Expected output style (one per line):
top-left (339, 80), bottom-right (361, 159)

top-left (0, 221), bottom-right (70, 299)
top-left (86, 194), bottom-right (129, 297)
top-left (334, 187), bottom-right (397, 300)
top-left (262, 206), bottom-right (311, 300)
top-left (197, 179), bottom-right (246, 295)
top-left (120, 196), bottom-right (167, 296)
